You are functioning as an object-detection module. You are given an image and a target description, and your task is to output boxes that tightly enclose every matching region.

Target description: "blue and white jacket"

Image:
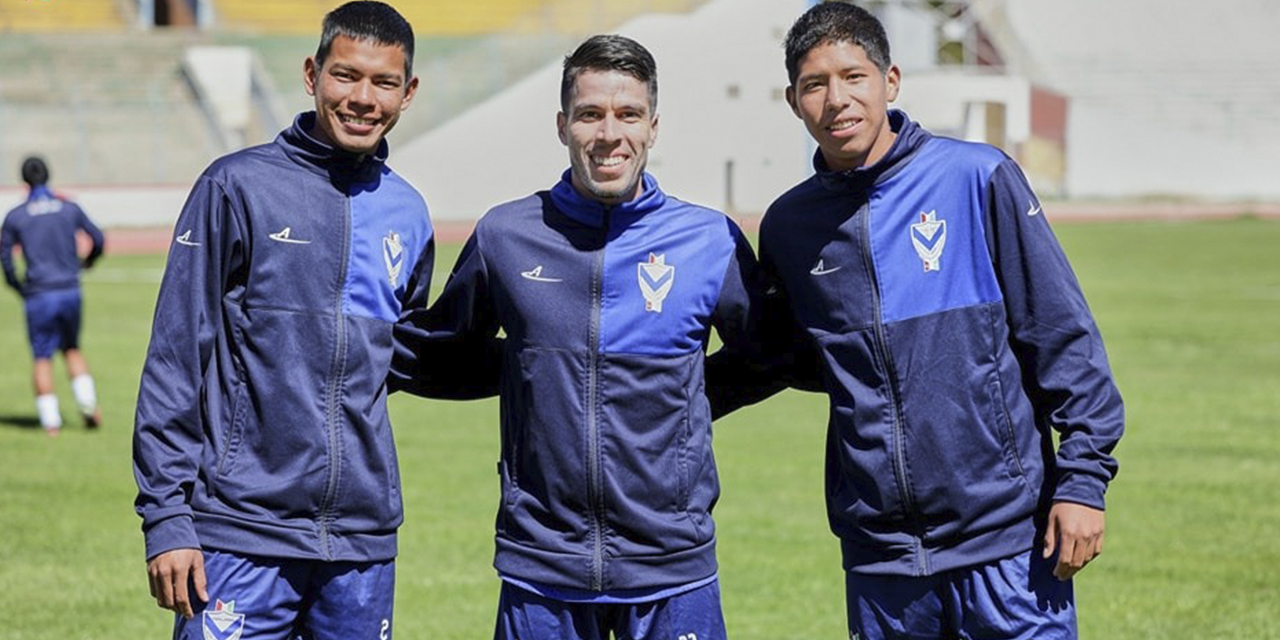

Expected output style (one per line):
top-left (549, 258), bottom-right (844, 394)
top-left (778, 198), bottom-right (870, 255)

top-left (1, 186), bottom-right (104, 296)
top-left (411, 171), bottom-right (761, 592)
top-left (133, 113), bottom-right (434, 563)
top-left (758, 111), bottom-right (1124, 576)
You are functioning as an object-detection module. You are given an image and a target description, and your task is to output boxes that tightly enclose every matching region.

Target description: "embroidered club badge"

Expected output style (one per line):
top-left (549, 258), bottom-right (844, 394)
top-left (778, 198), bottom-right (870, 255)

top-left (638, 253), bottom-right (675, 313)
top-left (910, 210), bottom-right (947, 272)
top-left (383, 231), bottom-right (404, 288)
top-left (202, 599), bottom-right (245, 640)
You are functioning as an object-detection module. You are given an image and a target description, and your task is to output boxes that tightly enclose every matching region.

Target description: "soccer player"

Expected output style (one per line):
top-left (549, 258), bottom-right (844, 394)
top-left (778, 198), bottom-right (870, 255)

top-left (132, 3), bottom-right (448, 639)
top-left (400, 34), bottom-right (762, 640)
top-left (735, 3), bottom-right (1125, 639)
top-left (1, 156), bottom-right (105, 436)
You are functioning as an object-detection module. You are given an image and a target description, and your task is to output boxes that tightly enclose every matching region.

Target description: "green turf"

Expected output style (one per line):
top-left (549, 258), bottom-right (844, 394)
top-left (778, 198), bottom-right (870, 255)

top-left (0, 217), bottom-right (1277, 639)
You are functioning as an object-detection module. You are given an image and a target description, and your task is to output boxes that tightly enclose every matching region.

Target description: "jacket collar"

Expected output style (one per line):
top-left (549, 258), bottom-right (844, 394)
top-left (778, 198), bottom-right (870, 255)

top-left (549, 169), bottom-right (667, 228)
top-left (27, 185), bottom-right (55, 201)
top-left (276, 111), bottom-right (389, 185)
top-left (814, 110), bottom-right (929, 192)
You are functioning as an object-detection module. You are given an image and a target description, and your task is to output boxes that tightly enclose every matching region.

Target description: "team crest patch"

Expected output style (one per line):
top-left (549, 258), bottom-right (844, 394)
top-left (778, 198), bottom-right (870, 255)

top-left (383, 231), bottom-right (404, 288)
top-left (910, 210), bottom-right (947, 272)
top-left (202, 599), bottom-right (245, 640)
top-left (637, 253), bottom-right (674, 313)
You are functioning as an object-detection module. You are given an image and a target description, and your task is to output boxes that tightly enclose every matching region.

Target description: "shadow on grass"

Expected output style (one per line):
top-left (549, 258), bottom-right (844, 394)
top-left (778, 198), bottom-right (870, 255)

top-left (0, 413), bottom-right (41, 430)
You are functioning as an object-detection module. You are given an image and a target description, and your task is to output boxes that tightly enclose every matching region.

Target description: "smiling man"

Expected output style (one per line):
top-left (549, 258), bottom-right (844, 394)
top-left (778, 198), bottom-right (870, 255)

top-left (132, 3), bottom-right (437, 639)
top-left (396, 34), bottom-right (763, 640)
top-left (730, 3), bottom-right (1126, 639)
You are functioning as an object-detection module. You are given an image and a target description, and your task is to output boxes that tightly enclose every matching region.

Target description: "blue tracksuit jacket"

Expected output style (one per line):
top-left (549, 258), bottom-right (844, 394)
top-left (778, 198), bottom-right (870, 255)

top-left (758, 111), bottom-right (1124, 576)
top-left (133, 112), bottom-right (434, 563)
top-left (1, 186), bottom-right (104, 296)
top-left (412, 171), bottom-right (761, 592)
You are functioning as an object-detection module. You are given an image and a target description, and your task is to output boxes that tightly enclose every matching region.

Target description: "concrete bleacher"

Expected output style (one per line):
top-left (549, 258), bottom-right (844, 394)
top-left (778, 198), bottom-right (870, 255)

top-left (0, 31), bottom-right (216, 187)
top-left (0, 0), bottom-right (126, 32)
top-left (213, 0), bottom-right (705, 35)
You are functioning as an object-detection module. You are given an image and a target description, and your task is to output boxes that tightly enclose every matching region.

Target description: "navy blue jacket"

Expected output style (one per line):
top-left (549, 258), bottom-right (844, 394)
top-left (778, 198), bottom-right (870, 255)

top-left (757, 111), bottom-right (1123, 576)
top-left (410, 172), bottom-right (761, 591)
top-left (133, 113), bottom-right (434, 563)
top-left (2, 186), bottom-right (104, 296)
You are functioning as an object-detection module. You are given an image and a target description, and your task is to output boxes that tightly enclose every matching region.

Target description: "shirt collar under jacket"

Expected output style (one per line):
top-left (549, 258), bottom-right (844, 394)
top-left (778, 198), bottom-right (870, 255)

top-left (277, 111), bottom-right (389, 185)
top-left (549, 169), bottom-right (668, 228)
top-left (814, 109), bottom-right (930, 193)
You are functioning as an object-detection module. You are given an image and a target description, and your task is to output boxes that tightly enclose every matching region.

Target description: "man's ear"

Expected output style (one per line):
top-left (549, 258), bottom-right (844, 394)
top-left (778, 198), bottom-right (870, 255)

top-left (401, 75), bottom-right (420, 111)
top-left (304, 57), bottom-right (319, 97)
top-left (785, 85), bottom-right (801, 118)
top-left (556, 111), bottom-right (568, 146)
top-left (885, 64), bottom-right (901, 103)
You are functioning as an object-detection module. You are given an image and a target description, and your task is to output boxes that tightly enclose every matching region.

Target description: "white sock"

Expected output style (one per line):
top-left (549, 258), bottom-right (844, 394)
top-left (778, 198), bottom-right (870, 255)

top-left (71, 374), bottom-right (97, 416)
top-left (36, 394), bottom-right (62, 430)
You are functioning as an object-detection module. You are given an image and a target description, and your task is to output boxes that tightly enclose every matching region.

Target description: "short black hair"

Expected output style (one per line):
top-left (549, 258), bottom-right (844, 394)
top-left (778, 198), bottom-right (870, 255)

top-left (560, 35), bottom-right (658, 113)
top-left (784, 1), bottom-right (892, 85)
top-left (315, 1), bottom-right (415, 78)
top-left (21, 156), bottom-right (48, 187)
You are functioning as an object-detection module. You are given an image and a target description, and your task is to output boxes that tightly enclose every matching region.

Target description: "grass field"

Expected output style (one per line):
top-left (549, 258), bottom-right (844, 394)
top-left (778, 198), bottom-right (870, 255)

top-left (0, 217), bottom-right (1277, 639)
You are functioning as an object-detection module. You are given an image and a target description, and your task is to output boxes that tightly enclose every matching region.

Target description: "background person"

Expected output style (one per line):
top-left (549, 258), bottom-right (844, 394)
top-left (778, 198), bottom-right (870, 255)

top-left (1, 156), bottom-right (104, 436)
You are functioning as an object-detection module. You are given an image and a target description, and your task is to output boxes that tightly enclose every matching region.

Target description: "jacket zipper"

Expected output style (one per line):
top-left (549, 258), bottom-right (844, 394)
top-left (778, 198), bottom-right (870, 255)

top-left (859, 199), bottom-right (929, 575)
top-left (317, 191), bottom-right (352, 560)
top-left (586, 206), bottom-right (611, 590)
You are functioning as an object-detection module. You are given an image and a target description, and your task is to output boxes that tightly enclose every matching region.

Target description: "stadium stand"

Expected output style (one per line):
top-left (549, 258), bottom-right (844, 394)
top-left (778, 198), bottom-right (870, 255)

top-left (212, 0), bottom-right (703, 35)
top-left (0, 0), bottom-right (711, 188)
top-left (215, 0), bottom-right (542, 34)
top-left (0, 0), bottom-right (127, 31)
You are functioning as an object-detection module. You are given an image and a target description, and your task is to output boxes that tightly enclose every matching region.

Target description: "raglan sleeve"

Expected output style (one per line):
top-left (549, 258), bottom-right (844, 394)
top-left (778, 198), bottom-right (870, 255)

top-left (132, 174), bottom-right (244, 560)
top-left (389, 227), bottom-right (502, 400)
top-left (985, 158), bottom-right (1124, 510)
top-left (75, 204), bottom-right (105, 269)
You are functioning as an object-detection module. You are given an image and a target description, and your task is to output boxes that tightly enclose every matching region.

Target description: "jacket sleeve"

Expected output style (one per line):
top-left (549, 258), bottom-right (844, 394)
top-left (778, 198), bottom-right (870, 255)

top-left (132, 174), bottom-right (244, 560)
top-left (0, 213), bottom-right (21, 294)
top-left (389, 229), bottom-right (502, 399)
top-left (985, 159), bottom-right (1124, 510)
top-left (75, 204), bottom-right (105, 269)
top-left (705, 221), bottom-right (824, 420)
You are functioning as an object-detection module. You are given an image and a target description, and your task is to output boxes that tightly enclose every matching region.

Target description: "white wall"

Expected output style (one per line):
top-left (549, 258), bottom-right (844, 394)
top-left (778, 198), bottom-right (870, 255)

top-left (395, 0), bottom-right (811, 220)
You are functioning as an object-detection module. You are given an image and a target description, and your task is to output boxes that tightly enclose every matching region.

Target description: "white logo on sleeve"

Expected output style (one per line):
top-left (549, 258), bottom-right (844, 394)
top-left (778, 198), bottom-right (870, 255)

top-left (638, 253), bottom-right (675, 313)
top-left (520, 265), bottom-right (563, 283)
top-left (175, 230), bottom-right (201, 247)
top-left (383, 231), bottom-right (404, 288)
top-left (1027, 201), bottom-right (1042, 217)
top-left (910, 210), bottom-right (947, 272)
top-left (268, 227), bottom-right (311, 244)
top-left (810, 259), bottom-right (841, 276)
top-left (202, 599), bottom-right (246, 640)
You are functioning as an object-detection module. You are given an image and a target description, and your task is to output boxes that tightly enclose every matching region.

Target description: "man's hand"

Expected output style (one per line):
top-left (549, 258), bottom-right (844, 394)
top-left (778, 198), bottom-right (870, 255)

top-left (147, 548), bottom-right (208, 619)
top-left (1043, 502), bottom-right (1105, 581)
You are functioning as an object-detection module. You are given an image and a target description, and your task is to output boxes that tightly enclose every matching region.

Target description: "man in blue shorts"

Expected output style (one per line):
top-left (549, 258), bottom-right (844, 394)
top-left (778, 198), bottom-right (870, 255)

top-left (131, 3), bottom-right (477, 639)
top-left (2, 156), bottom-right (105, 436)
top-left (718, 3), bottom-right (1125, 639)
top-left (399, 34), bottom-right (763, 640)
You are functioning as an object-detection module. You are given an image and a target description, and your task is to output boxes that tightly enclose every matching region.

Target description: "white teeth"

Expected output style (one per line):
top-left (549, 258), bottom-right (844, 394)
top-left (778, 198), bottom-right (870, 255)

top-left (828, 120), bottom-right (858, 131)
top-left (593, 156), bottom-right (625, 167)
top-left (341, 115), bottom-right (374, 125)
